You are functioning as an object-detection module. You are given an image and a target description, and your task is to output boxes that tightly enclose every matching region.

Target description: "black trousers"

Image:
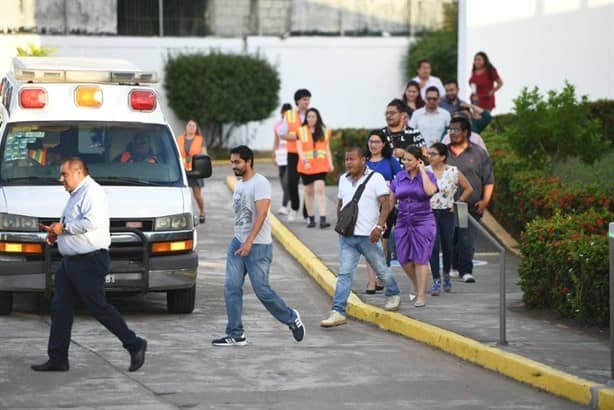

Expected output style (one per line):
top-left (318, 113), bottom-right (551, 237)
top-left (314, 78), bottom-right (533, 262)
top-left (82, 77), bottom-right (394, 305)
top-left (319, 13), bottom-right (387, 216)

top-left (48, 250), bottom-right (141, 361)
top-left (286, 153), bottom-right (300, 211)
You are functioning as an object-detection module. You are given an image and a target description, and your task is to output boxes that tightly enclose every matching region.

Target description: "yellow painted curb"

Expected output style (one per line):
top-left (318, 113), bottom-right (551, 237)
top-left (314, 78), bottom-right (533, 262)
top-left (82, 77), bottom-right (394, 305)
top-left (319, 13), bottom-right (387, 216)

top-left (224, 175), bottom-right (601, 408)
top-left (599, 388), bottom-right (614, 410)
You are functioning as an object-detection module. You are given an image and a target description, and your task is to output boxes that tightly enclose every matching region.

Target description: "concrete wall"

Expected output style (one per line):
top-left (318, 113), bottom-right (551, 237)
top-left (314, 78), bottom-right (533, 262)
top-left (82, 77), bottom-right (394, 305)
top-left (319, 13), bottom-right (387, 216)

top-left (0, 35), bottom-right (409, 150)
top-left (1, 0), bottom-right (451, 37)
top-left (458, 0), bottom-right (614, 113)
top-left (0, 0), bottom-right (116, 34)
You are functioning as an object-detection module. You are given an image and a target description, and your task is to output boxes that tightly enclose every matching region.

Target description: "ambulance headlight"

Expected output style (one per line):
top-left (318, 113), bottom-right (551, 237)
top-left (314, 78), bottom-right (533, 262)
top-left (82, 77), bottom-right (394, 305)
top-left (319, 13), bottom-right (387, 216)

top-left (154, 213), bottom-right (192, 231)
top-left (0, 213), bottom-right (40, 232)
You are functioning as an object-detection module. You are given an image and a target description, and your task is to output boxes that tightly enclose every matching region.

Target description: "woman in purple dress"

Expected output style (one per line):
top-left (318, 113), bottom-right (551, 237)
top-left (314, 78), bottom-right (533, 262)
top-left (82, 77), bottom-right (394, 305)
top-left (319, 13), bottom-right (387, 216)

top-left (390, 146), bottom-right (438, 307)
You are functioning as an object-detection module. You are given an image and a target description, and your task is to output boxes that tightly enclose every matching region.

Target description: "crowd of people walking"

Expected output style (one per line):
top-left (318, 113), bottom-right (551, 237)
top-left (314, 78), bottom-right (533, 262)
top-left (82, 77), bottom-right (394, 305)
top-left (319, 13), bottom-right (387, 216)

top-left (266, 51), bottom-right (499, 323)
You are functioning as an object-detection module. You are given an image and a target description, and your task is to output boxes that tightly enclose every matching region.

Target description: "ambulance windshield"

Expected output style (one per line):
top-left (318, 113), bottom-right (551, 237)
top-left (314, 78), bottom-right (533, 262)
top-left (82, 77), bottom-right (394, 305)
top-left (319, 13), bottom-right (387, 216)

top-left (0, 122), bottom-right (183, 186)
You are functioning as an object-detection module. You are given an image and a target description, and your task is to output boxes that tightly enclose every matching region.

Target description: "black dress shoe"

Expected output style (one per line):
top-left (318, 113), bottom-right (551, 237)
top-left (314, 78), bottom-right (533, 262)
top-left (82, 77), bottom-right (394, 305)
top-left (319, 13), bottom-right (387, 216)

top-left (31, 360), bottom-right (69, 372)
top-left (129, 339), bottom-right (147, 372)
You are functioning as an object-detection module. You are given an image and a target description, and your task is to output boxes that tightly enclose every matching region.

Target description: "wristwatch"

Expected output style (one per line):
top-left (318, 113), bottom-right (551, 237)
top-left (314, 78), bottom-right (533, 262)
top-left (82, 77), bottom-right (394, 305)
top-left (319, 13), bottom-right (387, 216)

top-left (374, 224), bottom-right (384, 231)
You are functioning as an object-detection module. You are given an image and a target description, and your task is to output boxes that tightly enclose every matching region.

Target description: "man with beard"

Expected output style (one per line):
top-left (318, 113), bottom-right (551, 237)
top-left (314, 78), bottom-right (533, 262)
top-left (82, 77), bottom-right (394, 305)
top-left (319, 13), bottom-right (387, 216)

top-left (446, 117), bottom-right (494, 283)
top-left (212, 145), bottom-right (305, 346)
top-left (381, 98), bottom-right (427, 161)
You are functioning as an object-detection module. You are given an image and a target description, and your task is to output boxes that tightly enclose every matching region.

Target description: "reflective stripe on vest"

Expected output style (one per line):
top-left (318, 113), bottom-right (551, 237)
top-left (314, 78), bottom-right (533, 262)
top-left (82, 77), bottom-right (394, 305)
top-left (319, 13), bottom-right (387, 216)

top-left (28, 149), bottom-right (46, 165)
top-left (297, 126), bottom-right (331, 175)
top-left (284, 108), bottom-right (302, 154)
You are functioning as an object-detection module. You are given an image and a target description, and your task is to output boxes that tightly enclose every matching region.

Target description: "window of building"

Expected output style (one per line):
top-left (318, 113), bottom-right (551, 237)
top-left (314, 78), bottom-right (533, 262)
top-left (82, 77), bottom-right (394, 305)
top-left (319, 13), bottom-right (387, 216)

top-left (118, 0), bottom-right (208, 36)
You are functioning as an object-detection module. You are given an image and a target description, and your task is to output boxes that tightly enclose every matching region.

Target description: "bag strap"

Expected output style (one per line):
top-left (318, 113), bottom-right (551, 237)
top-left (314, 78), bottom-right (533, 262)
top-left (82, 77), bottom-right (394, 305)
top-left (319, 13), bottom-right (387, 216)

top-left (351, 171), bottom-right (375, 203)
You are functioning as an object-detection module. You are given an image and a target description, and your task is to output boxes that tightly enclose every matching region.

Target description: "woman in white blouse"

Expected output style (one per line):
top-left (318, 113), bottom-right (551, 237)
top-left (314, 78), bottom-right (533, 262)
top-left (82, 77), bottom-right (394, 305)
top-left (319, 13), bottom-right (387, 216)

top-left (426, 143), bottom-right (473, 295)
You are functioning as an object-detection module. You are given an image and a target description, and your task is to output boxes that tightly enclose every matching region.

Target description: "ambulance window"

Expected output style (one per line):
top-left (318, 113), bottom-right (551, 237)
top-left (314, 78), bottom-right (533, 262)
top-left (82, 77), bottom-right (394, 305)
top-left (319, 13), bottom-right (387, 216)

top-left (0, 122), bottom-right (182, 186)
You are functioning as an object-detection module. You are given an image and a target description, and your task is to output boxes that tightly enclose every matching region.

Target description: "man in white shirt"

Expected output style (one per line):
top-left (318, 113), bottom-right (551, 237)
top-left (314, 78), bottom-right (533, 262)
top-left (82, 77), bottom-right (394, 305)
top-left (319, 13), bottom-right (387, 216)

top-left (32, 158), bottom-right (146, 372)
top-left (320, 147), bottom-right (401, 327)
top-left (409, 86), bottom-right (451, 147)
top-left (412, 59), bottom-right (445, 100)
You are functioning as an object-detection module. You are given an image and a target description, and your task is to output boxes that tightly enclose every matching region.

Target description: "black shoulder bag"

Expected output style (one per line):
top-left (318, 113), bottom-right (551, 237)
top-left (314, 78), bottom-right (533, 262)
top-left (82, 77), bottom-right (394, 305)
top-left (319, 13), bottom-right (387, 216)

top-left (335, 171), bottom-right (375, 236)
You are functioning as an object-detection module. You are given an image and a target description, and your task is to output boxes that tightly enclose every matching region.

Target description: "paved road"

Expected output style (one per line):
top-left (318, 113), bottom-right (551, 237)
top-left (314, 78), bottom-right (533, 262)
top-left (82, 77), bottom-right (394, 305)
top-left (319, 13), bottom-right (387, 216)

top-left (0, 172), bottom-right (581, 409)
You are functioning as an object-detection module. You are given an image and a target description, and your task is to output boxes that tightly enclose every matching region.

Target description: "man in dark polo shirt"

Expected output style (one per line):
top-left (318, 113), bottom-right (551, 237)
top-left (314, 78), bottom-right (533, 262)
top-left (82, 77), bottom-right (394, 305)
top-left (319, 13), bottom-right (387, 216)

top-left (446, 117), bottom-right (494, 283)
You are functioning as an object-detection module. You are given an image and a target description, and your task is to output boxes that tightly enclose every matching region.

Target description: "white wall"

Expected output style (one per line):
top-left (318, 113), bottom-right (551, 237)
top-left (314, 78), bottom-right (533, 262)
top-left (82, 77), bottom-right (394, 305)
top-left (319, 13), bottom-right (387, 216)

top-left (458, 0), bottom-right (614, 114)
top-left (0, 35), bottom-right (409, 151)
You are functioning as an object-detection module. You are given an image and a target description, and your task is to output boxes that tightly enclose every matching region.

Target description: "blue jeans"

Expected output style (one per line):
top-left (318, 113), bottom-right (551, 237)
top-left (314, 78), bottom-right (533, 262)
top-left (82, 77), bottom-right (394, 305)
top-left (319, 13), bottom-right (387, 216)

top-left (429, 209), bottom-right (455, 279)
top-left (332, 235), bottom-right (401, 314)
top-left (453, 220), bottom-right (477, 275)
top-left (49, 251), bottom-right (141, 362)
top-left (224, 237), bottom-right (295, 338)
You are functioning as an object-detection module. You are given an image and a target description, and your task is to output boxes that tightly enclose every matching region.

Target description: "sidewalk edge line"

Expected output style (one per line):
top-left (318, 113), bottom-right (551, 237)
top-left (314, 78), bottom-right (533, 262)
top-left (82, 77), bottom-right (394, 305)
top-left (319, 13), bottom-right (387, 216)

top-left (224, 175), bottom-right (602, 408)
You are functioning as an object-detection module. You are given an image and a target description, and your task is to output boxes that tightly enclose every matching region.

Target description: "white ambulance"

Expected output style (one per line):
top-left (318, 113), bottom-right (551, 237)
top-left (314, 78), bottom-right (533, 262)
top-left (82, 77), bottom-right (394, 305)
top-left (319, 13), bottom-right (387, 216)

top-left (0, 57), bottom-right (211, 314)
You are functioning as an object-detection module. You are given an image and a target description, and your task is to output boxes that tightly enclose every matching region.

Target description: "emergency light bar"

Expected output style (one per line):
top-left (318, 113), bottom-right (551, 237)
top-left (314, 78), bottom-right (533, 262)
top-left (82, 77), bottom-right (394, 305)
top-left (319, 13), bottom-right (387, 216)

top-left (12, 57), bottom-right (158, 84)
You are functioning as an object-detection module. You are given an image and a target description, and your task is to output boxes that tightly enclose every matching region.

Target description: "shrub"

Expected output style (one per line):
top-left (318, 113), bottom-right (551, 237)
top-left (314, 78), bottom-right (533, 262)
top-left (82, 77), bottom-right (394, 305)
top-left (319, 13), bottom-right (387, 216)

top-left (519, 210), bottom-right (612, 326)
top-left (502, 82), bottom-right (609, 173)
top-left (164, 53), bottom-right (280, 148)
top-left (589, 99), bottom-right (614, 145)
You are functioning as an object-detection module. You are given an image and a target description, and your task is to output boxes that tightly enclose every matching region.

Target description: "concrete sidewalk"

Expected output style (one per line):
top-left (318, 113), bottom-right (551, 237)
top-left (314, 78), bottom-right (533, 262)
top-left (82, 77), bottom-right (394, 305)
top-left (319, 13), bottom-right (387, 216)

top-left (243, 162), bottom-right (612, 408)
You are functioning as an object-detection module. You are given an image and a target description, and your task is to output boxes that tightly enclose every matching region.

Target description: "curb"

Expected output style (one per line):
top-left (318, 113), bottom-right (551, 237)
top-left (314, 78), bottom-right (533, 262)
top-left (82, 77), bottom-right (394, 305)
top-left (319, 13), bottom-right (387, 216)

top-left (225, 175), bottom-right (613, 409)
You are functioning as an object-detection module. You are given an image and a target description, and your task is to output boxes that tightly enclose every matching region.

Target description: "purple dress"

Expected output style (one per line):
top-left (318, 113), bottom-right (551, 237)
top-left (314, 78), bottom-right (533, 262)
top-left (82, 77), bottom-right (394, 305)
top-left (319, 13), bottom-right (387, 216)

top-left (391, 170), bottom-right (437, 265)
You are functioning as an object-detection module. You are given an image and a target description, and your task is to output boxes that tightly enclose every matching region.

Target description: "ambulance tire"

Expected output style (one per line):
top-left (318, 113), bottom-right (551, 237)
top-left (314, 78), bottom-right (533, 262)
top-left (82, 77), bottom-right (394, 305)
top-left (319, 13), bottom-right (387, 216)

top-left (166, 285), bottom-right (195, 314)
top-left (0, 291), bottom-right (12, 315)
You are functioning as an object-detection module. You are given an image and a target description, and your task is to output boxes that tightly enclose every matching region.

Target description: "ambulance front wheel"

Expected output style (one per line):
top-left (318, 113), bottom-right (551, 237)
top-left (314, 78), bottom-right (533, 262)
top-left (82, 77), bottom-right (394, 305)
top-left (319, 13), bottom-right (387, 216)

top-left (166, 285), bottom-right (195, 314)
top-left (0, 291), bottom-right (13, 315)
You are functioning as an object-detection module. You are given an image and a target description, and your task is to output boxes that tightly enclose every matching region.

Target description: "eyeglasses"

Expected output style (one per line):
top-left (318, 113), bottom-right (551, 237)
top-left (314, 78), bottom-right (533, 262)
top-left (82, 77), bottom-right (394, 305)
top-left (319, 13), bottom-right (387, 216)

top-left (385, 111), bottom-right (400, 116)
top-left (368, 140), bottom-right (383, 145)
top-left (448, 128), bottom-right (462, 133)
top-left (426, 97), bottom-right (439, 101)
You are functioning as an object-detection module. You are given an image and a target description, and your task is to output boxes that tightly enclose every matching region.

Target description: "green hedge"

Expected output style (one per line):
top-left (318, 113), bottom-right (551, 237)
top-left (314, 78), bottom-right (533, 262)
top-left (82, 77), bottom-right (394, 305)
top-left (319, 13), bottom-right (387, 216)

top-left (519, 209), bottom-right (613, 326)
top-left (589, 99), bottom-right (614, 145)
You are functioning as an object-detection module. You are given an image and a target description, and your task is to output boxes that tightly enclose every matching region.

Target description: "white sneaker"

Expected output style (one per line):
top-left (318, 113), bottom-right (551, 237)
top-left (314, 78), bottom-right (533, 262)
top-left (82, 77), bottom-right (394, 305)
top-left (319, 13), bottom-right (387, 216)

top-left (320, 310), bottom-right (347, 327)
top-left (277, 206), bottom-right (289, 215)
top-left (462, 273), bottom-right (476, 283)
top-left (384, 295), bottom-right (401, 311)
top-left (287, 210), bottom-right (297, 222)
top-left (450, 270), bottom-right (460, 279)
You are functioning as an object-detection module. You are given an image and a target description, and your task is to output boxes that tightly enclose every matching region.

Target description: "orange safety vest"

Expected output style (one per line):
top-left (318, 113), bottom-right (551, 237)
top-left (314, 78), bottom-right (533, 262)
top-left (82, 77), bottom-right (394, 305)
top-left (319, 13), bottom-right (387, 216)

top-left (297, 126), bottom-right (331, 175)
top-left (283, 108), bottom-right (303, 154)
top-left (120, 151), bottom-right (157, 164)
top-left (177, 134), bottom-right (204, 171)
top-left (28, 149), bottom-right (46, 165)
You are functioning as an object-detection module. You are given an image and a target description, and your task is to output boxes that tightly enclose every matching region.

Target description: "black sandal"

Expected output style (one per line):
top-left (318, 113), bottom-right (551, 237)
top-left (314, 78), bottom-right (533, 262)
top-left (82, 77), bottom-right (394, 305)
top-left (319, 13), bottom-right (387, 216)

top-left (365, 288), bottom-right (376, 295)
top-left (199, 215), bottom-right (206, 224)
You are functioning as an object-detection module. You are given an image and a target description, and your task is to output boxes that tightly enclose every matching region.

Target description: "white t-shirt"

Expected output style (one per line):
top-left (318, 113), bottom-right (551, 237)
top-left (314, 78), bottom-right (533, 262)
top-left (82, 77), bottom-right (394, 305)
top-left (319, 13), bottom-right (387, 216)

top-left (412, 75), bottom-right (445, 100)
top-left (337, 169), bottom-right (389, 236)
top-left (233, 173), bottom-right (272, 244)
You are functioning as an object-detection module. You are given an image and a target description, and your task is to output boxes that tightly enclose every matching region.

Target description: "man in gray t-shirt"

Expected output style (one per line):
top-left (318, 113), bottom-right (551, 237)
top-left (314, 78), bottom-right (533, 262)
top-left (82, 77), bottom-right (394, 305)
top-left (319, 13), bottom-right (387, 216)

top-left (232, 173), bottom-right (272, 245)
top-left (212, 145), bottom-right (305, 346)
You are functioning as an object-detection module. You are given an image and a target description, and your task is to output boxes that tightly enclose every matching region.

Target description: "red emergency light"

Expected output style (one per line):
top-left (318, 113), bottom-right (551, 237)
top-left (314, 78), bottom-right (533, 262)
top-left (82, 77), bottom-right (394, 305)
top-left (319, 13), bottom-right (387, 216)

top-left (129, 89), bottom-right (156, 111)
top-left (19, 88), bottom-right (47, 109)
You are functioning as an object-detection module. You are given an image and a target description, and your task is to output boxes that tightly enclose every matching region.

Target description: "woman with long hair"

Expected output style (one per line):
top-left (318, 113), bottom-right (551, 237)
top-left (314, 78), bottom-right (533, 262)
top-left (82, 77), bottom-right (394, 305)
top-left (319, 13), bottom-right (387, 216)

top-left (297, 108), bottom-right (334, 228)
top-left (177, 119), bottom-right (207, 223)
top-left (426, 143), bottom-right (473, 295)
top-left (364, 130), bottom-right (402, 294)
top-left (390, 146), bottom-right (438, 307)
top-left (401, 80), bottom-right (425, 120)
top-left (469, 51), bottom-right (503, 111)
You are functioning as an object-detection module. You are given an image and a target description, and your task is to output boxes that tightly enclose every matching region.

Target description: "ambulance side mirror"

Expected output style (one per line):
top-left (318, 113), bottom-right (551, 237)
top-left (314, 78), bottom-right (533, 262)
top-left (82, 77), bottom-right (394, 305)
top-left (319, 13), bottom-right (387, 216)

top-left (188, 154), bottom-right (212, 179)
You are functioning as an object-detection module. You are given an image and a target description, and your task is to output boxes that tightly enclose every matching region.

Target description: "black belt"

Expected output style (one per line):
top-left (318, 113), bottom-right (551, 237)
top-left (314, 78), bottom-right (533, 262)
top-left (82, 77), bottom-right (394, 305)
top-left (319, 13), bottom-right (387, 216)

top-left (64, 249), bottom-right (108, 259)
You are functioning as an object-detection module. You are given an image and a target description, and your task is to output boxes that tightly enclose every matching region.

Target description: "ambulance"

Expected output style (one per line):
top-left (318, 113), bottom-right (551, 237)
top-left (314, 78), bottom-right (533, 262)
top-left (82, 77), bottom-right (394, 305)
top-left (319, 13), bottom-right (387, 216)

top-left (0, 57), bottom-right (211, 314)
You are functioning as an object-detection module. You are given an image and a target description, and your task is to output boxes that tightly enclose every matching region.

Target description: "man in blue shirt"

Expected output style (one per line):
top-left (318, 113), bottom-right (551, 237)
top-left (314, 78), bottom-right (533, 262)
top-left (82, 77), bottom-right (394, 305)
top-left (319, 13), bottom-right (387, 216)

top-left (31, 158), bottom-right (147, 372)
